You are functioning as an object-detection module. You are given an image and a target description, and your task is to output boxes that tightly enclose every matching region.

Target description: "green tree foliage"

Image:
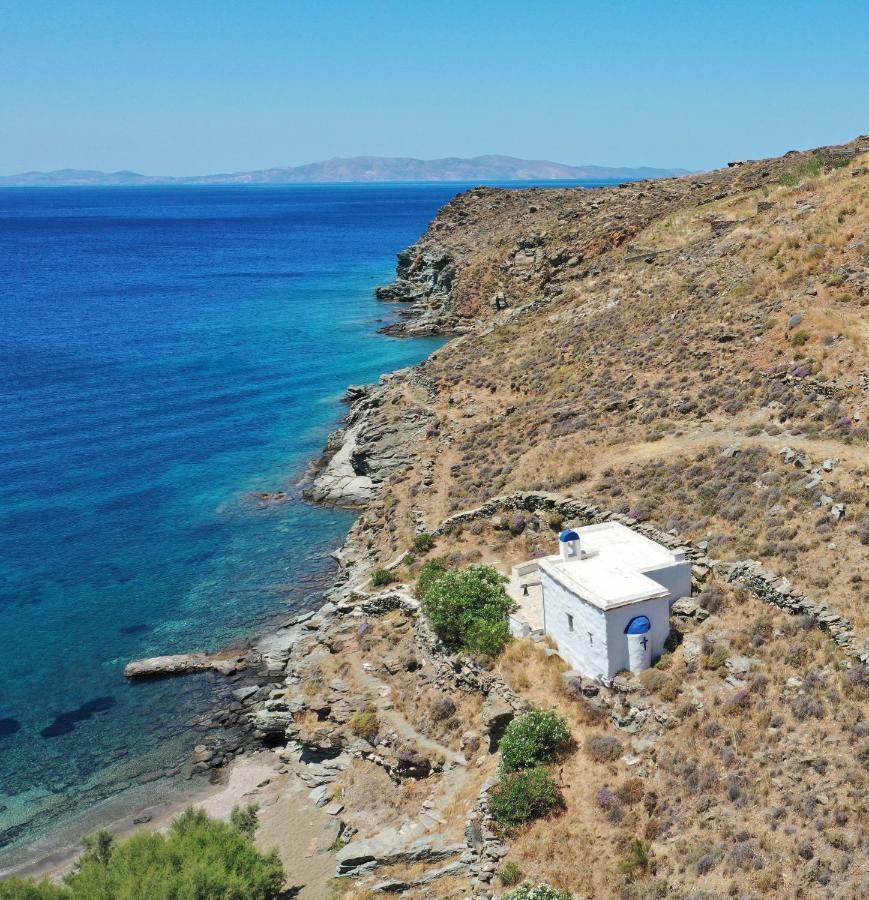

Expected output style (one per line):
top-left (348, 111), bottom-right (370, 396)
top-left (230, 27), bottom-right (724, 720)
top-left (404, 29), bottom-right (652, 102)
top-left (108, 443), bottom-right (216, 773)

top-left (413, 557), bottom-right (449, 600)
top-left (0, 880), bottom-right (68, 900)
top-left (229, 804), bottom-right (260, 840)
top-left (419, 564), bottom-right (512, 656)
top-left (489, 766), bottom-right (565, 828)
top-left (499, 708), bottom-right (571, 773)
top-left (0, 808), bottom-right (283, 900)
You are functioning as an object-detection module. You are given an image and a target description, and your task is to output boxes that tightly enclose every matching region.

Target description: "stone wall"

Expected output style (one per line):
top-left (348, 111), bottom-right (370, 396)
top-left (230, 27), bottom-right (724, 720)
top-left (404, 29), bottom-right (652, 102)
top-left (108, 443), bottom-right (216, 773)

top-left (431, 490), bottom-right (864, 665)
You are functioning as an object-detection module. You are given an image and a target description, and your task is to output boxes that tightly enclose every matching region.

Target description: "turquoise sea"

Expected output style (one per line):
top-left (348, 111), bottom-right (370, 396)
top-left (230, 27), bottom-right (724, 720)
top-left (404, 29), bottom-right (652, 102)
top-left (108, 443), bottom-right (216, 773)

top-left (0, 180), bottom-right (614, 864)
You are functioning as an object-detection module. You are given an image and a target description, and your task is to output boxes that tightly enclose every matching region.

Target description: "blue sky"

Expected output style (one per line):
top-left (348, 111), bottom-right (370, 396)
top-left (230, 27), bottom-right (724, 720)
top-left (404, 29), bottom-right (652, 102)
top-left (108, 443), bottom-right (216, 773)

top-left (2, 0), bottom-right (867, 174)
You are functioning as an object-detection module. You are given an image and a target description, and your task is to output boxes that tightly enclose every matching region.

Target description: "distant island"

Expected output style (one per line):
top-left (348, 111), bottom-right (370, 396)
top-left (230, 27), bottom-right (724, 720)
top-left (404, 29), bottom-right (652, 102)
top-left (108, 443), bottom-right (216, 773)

top-left (0, 155), bottom-right (690, 187)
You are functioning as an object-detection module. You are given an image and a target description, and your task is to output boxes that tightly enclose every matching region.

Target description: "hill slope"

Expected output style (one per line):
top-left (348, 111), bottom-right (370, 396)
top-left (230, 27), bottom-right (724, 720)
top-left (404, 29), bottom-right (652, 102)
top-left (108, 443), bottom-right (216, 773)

top-left (310, 136), bottom-right (869, 898)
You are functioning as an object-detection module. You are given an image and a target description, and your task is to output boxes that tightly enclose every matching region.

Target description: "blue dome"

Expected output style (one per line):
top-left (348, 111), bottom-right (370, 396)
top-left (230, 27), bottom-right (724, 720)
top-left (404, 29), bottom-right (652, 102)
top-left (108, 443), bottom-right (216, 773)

top-left (559, 529), bottom-right (580, 543)
top-left (625, 615), bottom-right (651, 635)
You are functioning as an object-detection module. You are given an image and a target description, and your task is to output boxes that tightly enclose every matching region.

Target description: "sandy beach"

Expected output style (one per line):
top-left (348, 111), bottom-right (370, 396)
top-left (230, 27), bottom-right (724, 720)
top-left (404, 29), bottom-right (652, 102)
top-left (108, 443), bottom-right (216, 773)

top-left (4, 751), bottom-right (337, 897)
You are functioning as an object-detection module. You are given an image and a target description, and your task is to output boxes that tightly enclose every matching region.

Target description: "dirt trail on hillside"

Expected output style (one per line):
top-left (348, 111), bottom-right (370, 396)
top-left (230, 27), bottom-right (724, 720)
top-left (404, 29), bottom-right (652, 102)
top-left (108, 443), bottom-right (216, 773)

top-left (347, 653), bottom-right (467, 768)
top-left (594, 426), bottom-right (866, 472)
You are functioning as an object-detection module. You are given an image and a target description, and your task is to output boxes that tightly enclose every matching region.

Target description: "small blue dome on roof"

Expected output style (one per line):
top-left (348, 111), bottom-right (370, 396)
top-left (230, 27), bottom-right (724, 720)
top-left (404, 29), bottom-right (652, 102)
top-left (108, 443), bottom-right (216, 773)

top-left (625, 615), bottom-right (651, 635)
top-left (559, 529), bottom-right (580, 543)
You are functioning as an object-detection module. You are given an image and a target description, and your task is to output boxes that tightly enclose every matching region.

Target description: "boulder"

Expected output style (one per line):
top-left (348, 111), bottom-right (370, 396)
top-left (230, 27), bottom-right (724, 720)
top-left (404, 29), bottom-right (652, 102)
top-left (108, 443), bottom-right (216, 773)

top-left (481, 693), bottom-right (515, 752)
top-left (124, 654), bottom-right (209, 679)
top-left (562, 670), bottom-right (600, 697)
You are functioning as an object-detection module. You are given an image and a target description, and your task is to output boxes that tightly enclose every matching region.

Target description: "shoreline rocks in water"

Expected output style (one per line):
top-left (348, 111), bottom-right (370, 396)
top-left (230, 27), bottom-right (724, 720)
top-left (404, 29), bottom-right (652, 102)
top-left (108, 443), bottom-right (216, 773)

top-left (301, 368), bottom-right (436, 509)
top-left (123, 652), bottom-right (247, 679)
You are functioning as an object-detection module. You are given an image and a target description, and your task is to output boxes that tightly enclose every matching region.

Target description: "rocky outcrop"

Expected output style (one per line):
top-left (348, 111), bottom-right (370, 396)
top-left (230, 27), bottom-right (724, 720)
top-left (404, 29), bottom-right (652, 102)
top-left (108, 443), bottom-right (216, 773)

top-left (302, 368), bottom-right (436, 508)
top-left (123, 652), bottom-right (246, 679)
top-left (335, 829), bottom-right (465, 877)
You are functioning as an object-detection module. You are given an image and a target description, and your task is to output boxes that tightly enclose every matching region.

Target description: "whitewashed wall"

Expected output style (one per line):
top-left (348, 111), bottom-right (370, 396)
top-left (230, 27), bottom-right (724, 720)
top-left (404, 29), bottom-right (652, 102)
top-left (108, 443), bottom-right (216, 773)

top-left (602, 595), bottom-right (671, 675)
top-left (643, 558), bottom-right (692, 605)
top-left (539, 569), bottom-right (609, 677)
top-left (540, 572), bottom-right (674, 678)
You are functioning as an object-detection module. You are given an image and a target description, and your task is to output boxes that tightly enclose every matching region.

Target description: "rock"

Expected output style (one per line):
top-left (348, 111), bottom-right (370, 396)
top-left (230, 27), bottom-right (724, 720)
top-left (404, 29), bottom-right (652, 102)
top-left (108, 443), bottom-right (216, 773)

top-left (671, 596), bottom-right (699, 618)
top-left (725, 655), bottom-right (761, 676)
top-left (124, 653), bottom-right (238, 679)
top-left (481, 693), bottom-right (515, 751)
top-left (822, 458), bottom-right (835, 472)
top-left (232, 685), bottom-right (259, 703)
top-left (831, 503), bottom-right (846, 521)
top-left (335, 831), bottom-right (465, 877)
top-left (612, 672), bottom-right (641, 694)
top-left (682, 635), bottom-right (703, 667)
top-left (562, 670), bottom-right (599, 697)
top-left (787, 314), bottom-right (804, 330)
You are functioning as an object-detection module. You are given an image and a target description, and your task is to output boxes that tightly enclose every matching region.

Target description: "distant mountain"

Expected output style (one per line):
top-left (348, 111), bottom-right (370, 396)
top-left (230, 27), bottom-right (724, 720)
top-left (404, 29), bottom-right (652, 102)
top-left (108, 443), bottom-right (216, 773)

top-left (0, 156), bottom-right (690, 187)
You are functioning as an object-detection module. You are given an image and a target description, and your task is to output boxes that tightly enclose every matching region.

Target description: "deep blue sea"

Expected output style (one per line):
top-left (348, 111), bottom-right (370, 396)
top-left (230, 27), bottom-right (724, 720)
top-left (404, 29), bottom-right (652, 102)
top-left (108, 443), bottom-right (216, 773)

top-left (0, 180), bottom-right (613, 864)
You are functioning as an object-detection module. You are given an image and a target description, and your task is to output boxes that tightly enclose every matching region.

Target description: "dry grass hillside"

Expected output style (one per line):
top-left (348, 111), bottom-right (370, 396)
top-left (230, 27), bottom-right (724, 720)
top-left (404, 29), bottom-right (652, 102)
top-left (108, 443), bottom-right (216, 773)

top-left (323, 139), bottom-right (869, 898)
top-left (358, 138), bottom-right (868, 637)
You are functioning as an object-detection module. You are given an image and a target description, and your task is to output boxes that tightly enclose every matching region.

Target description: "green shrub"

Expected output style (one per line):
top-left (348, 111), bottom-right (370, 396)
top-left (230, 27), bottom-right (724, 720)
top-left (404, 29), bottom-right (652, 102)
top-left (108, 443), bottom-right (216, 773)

top-left (499, 709), bottom-right (571, 772)
top-left (370, 567), bottom-right (396, 587)
top-left (0, 879), bottom-right (68, 899)
top-left (618, 838), bottom-right (652, 878)
top-left (489, 766), bottom-right (564, 828)
top-left (420, 564), bottom-right (512, 656)
top-left (498, 860), bottom-right (523, 886)
top-left (411, 532), bottom-right (435, 554)
top-left (790, 329), bottom-right (810, 347)
top-left (230, 803), bottom-right (260, 839)
top-left (503, 883), bottom-right (572, 900)
top-left (414, 557), bottom-right (450, 600)
top-left (350, 706), bottom-right (379, 741)
top-left (0, 808), bottom-right (284, 899)
top-left (779, 153), bottom-right (826, 186)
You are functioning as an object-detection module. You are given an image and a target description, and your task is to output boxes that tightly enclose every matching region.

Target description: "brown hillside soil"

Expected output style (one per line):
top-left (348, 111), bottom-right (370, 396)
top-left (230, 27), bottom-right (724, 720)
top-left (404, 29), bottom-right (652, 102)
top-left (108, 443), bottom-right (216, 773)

top-left (336, 138), bottom-right (869, 898)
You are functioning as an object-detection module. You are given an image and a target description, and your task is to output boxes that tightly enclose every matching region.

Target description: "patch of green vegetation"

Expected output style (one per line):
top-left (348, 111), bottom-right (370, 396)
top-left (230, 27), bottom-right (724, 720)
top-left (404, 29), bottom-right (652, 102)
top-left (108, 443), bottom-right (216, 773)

top-left (411, 532), bottom-right (435, 554)
top-left (0, 808), bottom-right (283, 899)
top-left (498, 860), bottom-right (523, 886)
top-left (779, 153), bottom-right (827, 186)
top-left (499, 709), bottom-right (571, 772)
top-left (370, 567), bottom-right (396, 587)
top-left (414, 556), bottom-right (450, 600)
top-left (503, 884), bottom-right (573, 900)
top-left (419, 564), bottom-right (512, 656)
top-left (618, 838), bottom-right (652, 878)
top-left (350, 706), bottom-right (379, 741)
top-left (489, 766), bottom-right (565, 829)
top-left (790, 329), bottom-right (810, 347)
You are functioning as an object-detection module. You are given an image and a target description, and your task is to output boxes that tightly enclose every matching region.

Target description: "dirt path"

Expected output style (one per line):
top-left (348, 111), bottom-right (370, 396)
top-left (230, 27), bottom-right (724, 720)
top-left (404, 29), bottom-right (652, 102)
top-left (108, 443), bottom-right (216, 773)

top-left (254, 772), bottom-right (336, 900)
top-left (594, 425), bottom-right (863, 472)
top-left (346, 653), bottom-right (467, 767)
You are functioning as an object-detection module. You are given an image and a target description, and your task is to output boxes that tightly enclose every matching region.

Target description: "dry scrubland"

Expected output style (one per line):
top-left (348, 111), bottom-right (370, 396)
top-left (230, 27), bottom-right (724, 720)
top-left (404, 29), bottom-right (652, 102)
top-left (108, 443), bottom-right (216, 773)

top-left (329, 140), bottom-right (869, 898)
top-left (360, 140), bottom-right (869, 632)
